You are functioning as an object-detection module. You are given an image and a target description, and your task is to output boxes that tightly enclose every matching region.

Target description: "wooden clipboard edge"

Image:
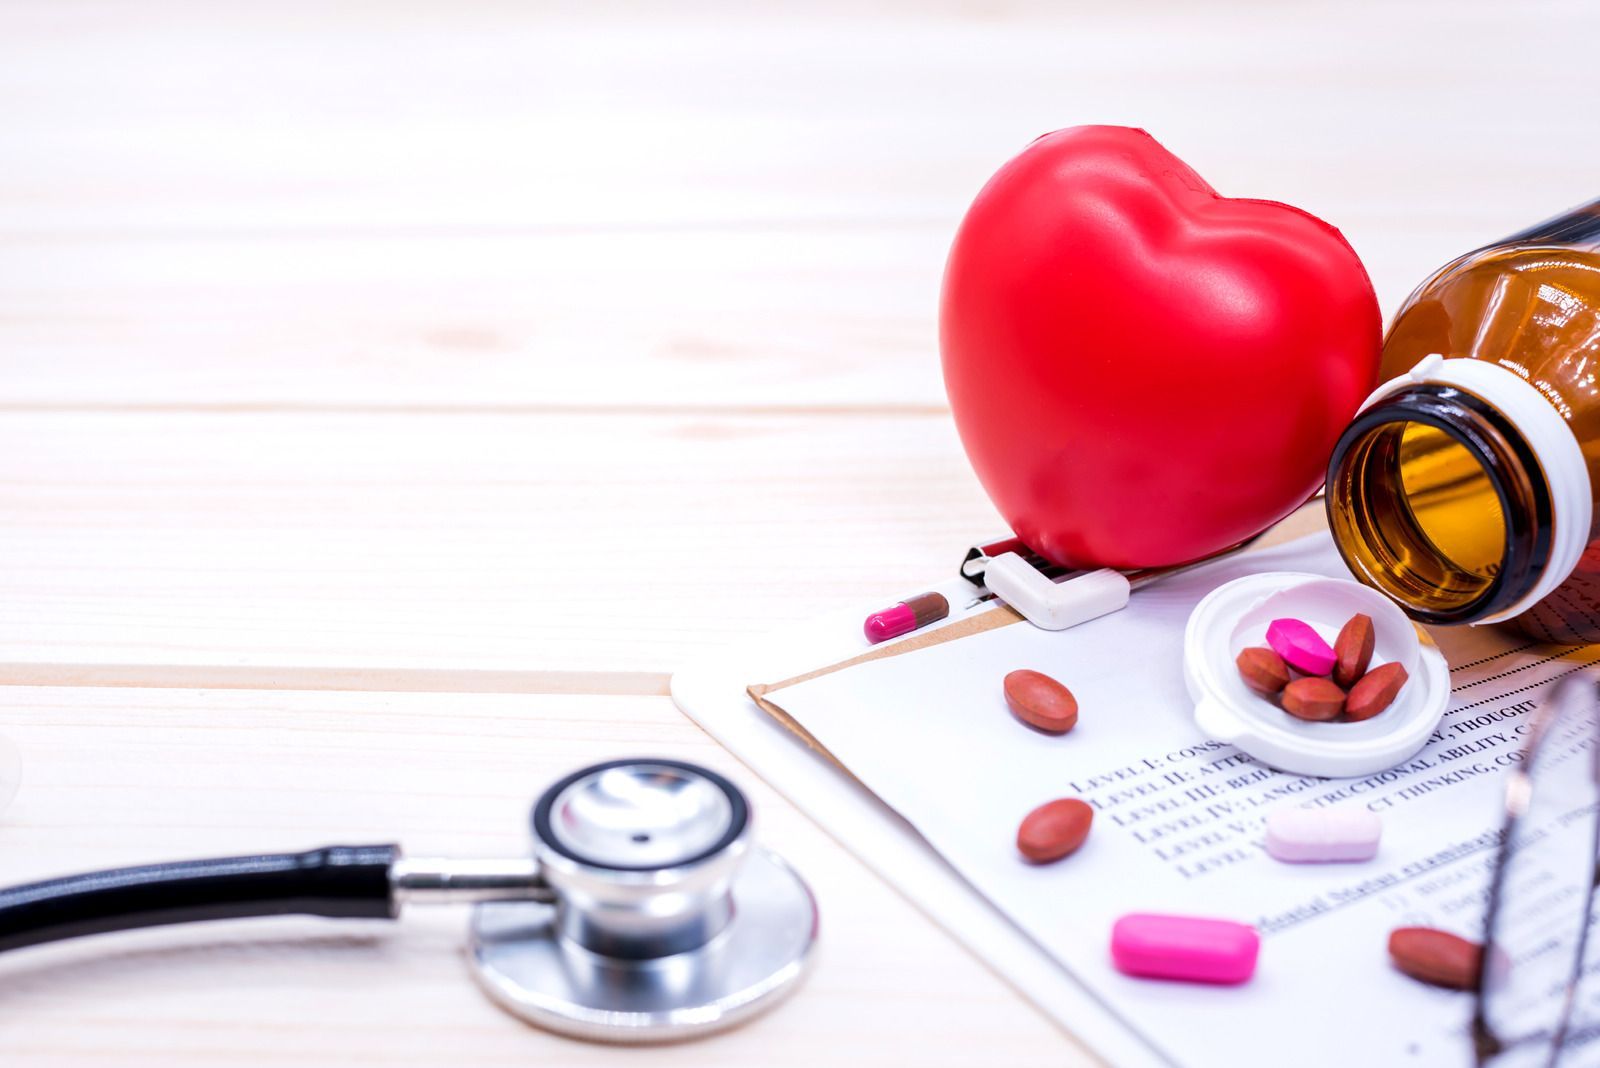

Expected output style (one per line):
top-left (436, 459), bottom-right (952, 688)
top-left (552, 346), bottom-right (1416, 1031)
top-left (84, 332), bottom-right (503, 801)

top-left (746, 602), bottom-right (1025, 771)
top-left (744, 686), bottom-right (857, 777)
top-left (751, 601), bottom-right (1023, 697)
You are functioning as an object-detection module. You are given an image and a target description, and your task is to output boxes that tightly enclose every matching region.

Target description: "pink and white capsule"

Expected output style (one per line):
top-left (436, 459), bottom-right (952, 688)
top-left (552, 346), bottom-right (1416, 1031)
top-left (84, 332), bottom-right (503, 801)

top-left (1265, 805), bottom-right (1382, 863)
top-left (1110, 913), bottom-right (1259, 985)
top-left (1265, 617), bottom-right (1337, 676)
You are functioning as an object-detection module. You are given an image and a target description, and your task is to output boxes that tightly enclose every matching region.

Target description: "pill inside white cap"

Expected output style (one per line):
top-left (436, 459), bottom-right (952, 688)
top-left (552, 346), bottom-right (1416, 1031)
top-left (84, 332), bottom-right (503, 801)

top-left (1264, 805), bottom-right (1381, 863)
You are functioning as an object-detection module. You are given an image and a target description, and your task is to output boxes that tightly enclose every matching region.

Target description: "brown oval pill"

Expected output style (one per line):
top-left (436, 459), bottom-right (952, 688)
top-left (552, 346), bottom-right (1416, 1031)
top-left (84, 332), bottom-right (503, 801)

top-left (1281, 677), bottom-right (1345, 721)
top-left (1346, 662), bottom-right (1408, 722)
top-left (1333, 613), bottom-right (1376, 688)
top-left (1388, 926), bottom-right (1482, 990)
top-left (1236, 646), bottom-right (1290, 696)
top-left (1004, 669), bottom-right (1078, 734)
top-left (1016, 798), bottom-right (1093, 863)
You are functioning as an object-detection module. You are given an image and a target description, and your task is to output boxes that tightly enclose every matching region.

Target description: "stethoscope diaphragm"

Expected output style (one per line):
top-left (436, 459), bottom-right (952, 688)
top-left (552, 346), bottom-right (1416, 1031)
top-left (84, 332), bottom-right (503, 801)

top-left (469, 759), bottom-right (817, 1042)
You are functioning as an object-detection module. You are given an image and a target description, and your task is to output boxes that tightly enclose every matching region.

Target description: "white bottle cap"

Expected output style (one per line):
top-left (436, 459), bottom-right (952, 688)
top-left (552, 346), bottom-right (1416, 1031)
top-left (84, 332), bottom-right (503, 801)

top-left (1183, 572), bottom-right (1450, 778)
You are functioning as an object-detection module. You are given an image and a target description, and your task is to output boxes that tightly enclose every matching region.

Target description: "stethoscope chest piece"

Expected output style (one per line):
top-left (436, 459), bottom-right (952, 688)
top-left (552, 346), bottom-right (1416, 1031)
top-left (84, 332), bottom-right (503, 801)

top-left (0, 756), bottom-right (816, 1046)
top-left (467, 759), bottom-right (818, 1043)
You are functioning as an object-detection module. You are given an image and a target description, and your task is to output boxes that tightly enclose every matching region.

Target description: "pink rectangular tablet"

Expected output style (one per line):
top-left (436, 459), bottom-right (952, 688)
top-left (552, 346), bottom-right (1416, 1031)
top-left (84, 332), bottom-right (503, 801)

top-left (1111, 913), bottom-right (1259, 984)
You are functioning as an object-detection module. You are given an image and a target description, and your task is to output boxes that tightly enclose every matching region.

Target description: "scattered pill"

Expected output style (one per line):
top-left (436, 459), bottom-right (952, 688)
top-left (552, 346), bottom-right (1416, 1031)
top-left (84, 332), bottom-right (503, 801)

top-left (1016, 798), bottom-right (1093, 863)
top-left (1266, 617), bottom-right (1337, 676)
top-left (1004, 669), bottom-right (1079, 733)
top-left (1281, 677), bottom-right (1345, 721)
top-left (1235, 646), bottom-right (1290, 696)
top-left (1346, 662), bottom-right (1407, 721)
top-left (1265, 805), bottom-right (1381, 862)
top-left (1110, 913), bottom-right (1259, 985)
top-left (1388, 926), bottom-right (1482, 990)
top-left (863, 591), bottom-right (949, 644)
top-left (1333, 613), bottom-right (1376, 688)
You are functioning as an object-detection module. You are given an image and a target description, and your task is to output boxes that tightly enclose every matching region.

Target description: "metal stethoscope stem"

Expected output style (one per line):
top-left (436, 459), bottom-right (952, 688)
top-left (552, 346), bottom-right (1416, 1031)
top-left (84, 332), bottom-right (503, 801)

top-left (0, 758), bottom-right (818, 1044)
top-left (391, 856), bottom-right (552, 905)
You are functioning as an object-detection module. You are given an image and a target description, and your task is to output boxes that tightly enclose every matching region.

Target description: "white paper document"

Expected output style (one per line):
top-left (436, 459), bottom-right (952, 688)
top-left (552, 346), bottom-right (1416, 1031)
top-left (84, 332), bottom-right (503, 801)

top-left (769, 535), bottom-right (1600, 1067)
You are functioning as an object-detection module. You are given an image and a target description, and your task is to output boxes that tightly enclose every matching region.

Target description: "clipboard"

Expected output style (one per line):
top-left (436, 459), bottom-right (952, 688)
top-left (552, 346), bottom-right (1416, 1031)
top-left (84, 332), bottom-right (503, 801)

top-left (671, 577), bottom-right (1166, 1067)
top-left (671, 509), bottom-right (1336, 1066)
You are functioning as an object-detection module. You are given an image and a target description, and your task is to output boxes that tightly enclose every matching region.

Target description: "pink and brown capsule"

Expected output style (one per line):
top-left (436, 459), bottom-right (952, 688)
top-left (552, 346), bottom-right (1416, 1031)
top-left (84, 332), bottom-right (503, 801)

top-left (863, 592), bottom-right (950, 643)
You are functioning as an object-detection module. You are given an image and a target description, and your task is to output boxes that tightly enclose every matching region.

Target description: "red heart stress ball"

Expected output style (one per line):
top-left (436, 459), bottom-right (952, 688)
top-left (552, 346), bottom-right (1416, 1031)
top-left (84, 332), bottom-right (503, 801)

top-left (941, 126), bottom-right (1382, 570)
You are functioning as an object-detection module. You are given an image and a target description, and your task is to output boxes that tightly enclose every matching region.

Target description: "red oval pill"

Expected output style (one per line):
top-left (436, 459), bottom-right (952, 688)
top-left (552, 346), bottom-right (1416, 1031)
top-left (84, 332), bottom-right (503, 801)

top-left (1388, 926), bottom-right (1481, 990)
top-left (1346, 662), bottom-right (1407, 722)
top-left (1282, 677), bottom-right (1345, 722)
top-left (1236, 647), bottom-right (1290, 696)
top-left (1333, 613), bottom-right (1375, 688)
top-left (1004, 669), bottom-right (1078, 733)
top-left (1017, 798), bottom-right (1093, 863)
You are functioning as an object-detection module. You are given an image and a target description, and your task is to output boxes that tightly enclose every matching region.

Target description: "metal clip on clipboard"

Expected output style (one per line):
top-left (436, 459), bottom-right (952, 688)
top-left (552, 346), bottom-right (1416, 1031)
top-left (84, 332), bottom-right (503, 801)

top-left (960, 533), bottom-right (1266, 632)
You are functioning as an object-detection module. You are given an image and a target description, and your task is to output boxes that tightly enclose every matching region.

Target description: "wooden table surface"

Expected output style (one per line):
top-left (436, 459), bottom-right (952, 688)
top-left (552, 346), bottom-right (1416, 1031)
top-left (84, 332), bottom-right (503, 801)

top-left (2, 2), bottom-right (1596, 1064)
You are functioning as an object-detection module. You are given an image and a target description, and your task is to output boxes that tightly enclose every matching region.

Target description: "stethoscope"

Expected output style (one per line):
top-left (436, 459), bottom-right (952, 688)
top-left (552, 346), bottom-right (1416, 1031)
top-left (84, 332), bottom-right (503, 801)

top-left (0, 758), bottom-right (818, 1044)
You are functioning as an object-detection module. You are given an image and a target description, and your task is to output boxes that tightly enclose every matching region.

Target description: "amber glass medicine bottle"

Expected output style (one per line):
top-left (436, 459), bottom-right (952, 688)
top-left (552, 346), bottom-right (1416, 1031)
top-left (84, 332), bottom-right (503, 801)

top-left (1326, 200), bottom-right (1600, 643)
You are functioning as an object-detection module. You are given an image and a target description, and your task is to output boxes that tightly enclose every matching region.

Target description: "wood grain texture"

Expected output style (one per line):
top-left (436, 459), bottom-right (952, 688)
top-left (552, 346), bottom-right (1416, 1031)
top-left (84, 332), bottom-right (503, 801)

top-left (4, 0), bottom-right (1599, 411)
top-left (0, 688), bottom-right (1077, 1066)
top-left (0, 410), bottom-right (1002, 674)
top-left (3, 0), bottom-right (1598, 1063)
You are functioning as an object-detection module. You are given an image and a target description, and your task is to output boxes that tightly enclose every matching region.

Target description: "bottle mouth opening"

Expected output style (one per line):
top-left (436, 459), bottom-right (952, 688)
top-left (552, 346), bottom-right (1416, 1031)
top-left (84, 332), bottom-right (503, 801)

top-left (1326, 386), bottom-right (1552, 625)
